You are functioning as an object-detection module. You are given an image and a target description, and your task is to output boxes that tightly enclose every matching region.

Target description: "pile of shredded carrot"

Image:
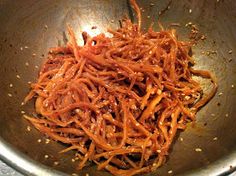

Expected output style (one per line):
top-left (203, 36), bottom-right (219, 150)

top-left (24, 0), bottom-right (217, 175)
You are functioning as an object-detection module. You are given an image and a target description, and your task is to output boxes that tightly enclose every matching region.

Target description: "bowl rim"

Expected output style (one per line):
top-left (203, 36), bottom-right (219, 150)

top-left (0, 136), bottom-right (236, 176)
top-left (0, 137), bottom-right (67, 176)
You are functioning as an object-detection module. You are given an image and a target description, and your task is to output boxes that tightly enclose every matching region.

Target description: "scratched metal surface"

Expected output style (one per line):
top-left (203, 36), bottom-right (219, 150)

top-left (1, 158), bottom-right (236, 176)
top-left (0, 0), bottom-right (236, 176)
top-left (0, 160), bottom-right (22, 176)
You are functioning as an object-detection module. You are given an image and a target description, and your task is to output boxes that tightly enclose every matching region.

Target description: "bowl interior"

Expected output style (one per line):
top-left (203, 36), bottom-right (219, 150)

top-left (0, 0), bottom-right (236, 175)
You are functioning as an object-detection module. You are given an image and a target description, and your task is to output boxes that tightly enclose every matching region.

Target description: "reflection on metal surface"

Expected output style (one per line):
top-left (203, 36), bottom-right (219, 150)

top-left (0, 138), bottom-right (67, 176)
top-left (0, 0), bottom-right (236, 176)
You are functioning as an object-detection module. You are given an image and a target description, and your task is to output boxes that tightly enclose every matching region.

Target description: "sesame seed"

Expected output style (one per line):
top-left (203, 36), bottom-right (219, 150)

top-left (218, 92), bottom-right (223, 96)
top-left (189, 9), bottom-right (192, 13)
top-left (195, 148), bottom-right (202, 152)
top-left (180, 137), bottom-right (184, 141)
top-left (45, 139), bottom-right (50, 144)
top-left (16, 75), bottom-right (21, 79)
top-left (85, 174), bottom-right (89, 176)
top-left (8, 93), bottom-right (12, 97)
top-left (157, 89), bottom-right (162, 95)
top-left (20, 47), bottom-right (23, 51)
top-left (156, 150), bottom-right (161, 153)
top-left (228, 50), bottom-right (232, 54)
top-left (147, 15), bottom-right (150, 19)
top-left (54, 161), bottom-right (59, 166)
top-left (192, 107), bottom-right (197, 111)
top-left (110, 20), bottom-right (114, 23)
top-left (184, 95), bottom-right (190, 100)
top-left (32, 53), bottom-right (36, 56)
top-left (21, 102), bottom-right (25, 106)
top-left (185, 22), bottom-right (192, 27)
top-left (71, 174), bottom-right (78, 176)
top-left (71, 158), bottom-right (75, 162)
top-left (25, 62), bottom-right (29, 66)
top-left (35, 65), bottom-right (39, 69)
top-left (24, 46), bottom-right (29, 49)
top-left (44, 25), bottom-right (48, 29)
top-left (28, 81), bottom-right (32, 84)
top-left (211, 113), bottom-right (215, 117)
top-left (231, 84), bottom-right (234, 88)
top-left (152, 163), bottom-right (157, 167)
top-left (225, 113), bottom-right (229, 117)
top-left (44, 155), bottom-right (49, 159)
top-left (168, 170), bottom-right (173, 174)
top-left (21, 111), bottom-right (25, 114)
top-left (26, 126), bottom-right (31, 131)
top-left (201, 35), bottom-right (206, 40)
top-left (213, 137), bottom-right (218, 141)
top-left (9, 84), bottom-right (13, 88)
top-left (37, 139), bottom-right (42, 143)
top-left (150, 3), bottom-right (155, 6)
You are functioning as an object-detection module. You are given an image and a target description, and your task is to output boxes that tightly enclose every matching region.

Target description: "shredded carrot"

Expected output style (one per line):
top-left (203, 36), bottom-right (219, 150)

top-left (24, 0), bottom-right (217, 175)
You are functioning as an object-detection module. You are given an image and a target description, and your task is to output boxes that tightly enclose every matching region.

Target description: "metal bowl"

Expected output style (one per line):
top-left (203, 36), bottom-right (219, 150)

top-left (0, 0), bottom-right (236, 175)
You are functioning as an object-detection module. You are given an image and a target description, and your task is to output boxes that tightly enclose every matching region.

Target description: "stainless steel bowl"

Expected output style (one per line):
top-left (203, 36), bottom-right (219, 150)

top-left (0, 0), bottom-right (236, 175)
